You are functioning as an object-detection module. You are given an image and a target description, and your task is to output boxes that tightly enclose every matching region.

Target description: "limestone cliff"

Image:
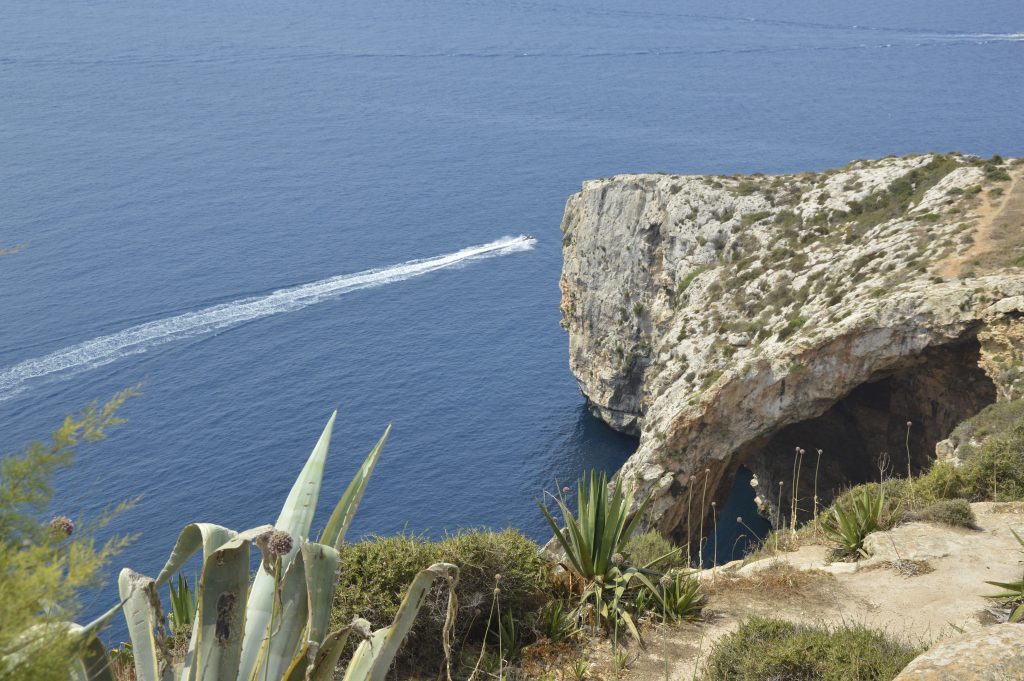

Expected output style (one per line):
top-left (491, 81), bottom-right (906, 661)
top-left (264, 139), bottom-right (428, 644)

top-left (559, 153), bottom-right (1024, 543)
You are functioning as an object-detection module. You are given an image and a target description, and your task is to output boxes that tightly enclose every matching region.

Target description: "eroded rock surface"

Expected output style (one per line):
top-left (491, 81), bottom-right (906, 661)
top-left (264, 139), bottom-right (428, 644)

top-left (894, 624), bottom-right (1024, 680)
top-left (559, 153), bottom-right (1024, 541)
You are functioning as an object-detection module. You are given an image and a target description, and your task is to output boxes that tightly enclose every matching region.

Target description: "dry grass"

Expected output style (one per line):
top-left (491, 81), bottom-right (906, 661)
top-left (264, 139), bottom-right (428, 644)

top-left (706, 561), bottom-right (835, 597)
top-left (878, 559), bottom-right (935, 577)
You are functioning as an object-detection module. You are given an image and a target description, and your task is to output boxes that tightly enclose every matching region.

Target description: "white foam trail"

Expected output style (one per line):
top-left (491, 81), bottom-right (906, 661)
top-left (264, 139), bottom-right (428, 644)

top-left (0, 236), bottom-right (535, 401)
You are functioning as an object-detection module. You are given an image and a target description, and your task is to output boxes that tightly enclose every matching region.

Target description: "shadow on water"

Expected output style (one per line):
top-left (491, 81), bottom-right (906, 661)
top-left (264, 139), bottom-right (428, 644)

top-left (703, 466), bottom-right (772, 567)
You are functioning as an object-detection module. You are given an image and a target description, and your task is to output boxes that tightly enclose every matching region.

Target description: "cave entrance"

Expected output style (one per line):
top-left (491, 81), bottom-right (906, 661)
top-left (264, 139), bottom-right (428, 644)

top-left (740, 337), bottom-right (997, 530)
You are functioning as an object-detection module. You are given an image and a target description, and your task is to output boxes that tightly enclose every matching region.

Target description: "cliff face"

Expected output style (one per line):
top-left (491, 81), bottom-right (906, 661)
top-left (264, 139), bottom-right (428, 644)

top-left (559, 153), bottom-right (1024, 542)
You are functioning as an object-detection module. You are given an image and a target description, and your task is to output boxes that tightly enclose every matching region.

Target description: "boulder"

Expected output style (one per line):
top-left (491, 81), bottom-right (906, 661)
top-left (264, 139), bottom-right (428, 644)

top-left (894, 624), bottom-right (1024, 680)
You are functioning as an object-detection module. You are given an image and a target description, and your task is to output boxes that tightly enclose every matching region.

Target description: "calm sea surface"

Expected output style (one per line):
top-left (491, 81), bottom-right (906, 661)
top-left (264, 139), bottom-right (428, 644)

top-left (2, 0), bottom-right (1022, 631)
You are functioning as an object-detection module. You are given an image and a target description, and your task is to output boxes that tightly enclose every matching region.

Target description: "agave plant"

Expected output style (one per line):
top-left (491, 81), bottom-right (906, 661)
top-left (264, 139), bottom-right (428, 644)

top-left (539, 470), bottom-right (651, 581)
top-left (985, 528), bottom-right (1024, 623)
top-left (821, 484), bottom-right (885, 559)
top-left (116, 412), bottom-right (459, 681)
top-left (539, 470), bottom-right (660, 643)
top-left (657, 569), bottom-right (704, 623)
top-left (167, 574), bottom-right (195, 637)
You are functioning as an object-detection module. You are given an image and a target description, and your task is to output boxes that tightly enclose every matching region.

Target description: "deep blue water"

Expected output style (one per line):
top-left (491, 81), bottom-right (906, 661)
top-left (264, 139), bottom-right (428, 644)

top-left (2, 0), bottom-right (1022, 634)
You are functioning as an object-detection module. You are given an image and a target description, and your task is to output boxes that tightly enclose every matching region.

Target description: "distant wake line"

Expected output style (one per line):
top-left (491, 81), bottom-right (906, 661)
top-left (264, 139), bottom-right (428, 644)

top-left (0, 236), bottom-right (534, 402)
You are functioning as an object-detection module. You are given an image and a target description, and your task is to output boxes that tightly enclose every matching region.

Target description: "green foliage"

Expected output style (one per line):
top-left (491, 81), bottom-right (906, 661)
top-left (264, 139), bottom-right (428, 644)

top-left (838, 155), bottom-right (961, 238)
top-left (539, 470), bottom-right (651, 581)
top-left (821, 483), bottom-right (885, 559)
top-left (675, 267), bottom-right (706, 304)
top-left (701, 617), bottom-right (922, 681)
top-left (734, 180), bottom-right (759, 196)
top-left (984, 163), bottom-right (1011, 182)
top-left (624, 529), bottom-right (686, 570)
top-left (331, 528), bottom-right (544, 669)
top-left (740, 210), bottom-right (772, 227)
top-left (915, 420), bottom-right (1024, 502)
top-left (532, 599), bottom-right (576, 642)
top-left (948, 399), bottom-right (1024, 457)
top-left (115, 413), bottom-right (457, 681)
top-left (905, 499), bottom-right (977, 529)
top-left (985, 529), bottom-right (1024, 622)
top-left (657, 570), bottom-right (705, 622)
top-left (167, 573), bottom-right (195, 637)
top-left (0, 389), bottom-right (138, 681)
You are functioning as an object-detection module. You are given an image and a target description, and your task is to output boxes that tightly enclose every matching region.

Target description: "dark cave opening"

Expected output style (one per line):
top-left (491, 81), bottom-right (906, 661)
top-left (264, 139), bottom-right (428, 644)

top-left (710, 337), bottom-right (996, 561)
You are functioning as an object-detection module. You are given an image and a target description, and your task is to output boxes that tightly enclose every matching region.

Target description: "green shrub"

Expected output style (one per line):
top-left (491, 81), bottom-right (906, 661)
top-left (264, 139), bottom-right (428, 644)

top-left (916, 421), bottom-right (1024, 502)
top-left (624, 529), bottom-right (687, 570)
top-left (820, 483), bottom-right (885, 559)
top-left (0, 389), bottom-right (137, 681)
top-left (905, 498), bottom-right (977, 528)
top-left (948, 399), bottom-right (1024, 456)
top-left (701, 617), bottom-right (922, 681)
top-left (331, 529), bottom-right (546, 669)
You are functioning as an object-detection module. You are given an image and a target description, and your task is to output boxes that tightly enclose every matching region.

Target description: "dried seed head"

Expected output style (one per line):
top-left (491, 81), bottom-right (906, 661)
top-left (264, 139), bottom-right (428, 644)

top-left (659, 574), bottom-right (673, 589)
top-left (562, 486), bottom-right (571, 494)
top-left (704, 468), bottom-right (710, 474)
top-left (906, 421), bottom-right (913, 428)
top-left (736, 516), bottom-right (743, 523)
top-left (611, 553), bottom-right (624, 566)
top-left (711, 501), bottom-right (717, 507)
top-left (268, 530), bottom-right (293, 557)
top-left (749, 476), bottom-right (759, 488)
top-left (494, 573), bottom-right (502, 583)
top-left (50, 515), bottom-right (74, 537)
top-left (493, 586), bottom-right (501, 596)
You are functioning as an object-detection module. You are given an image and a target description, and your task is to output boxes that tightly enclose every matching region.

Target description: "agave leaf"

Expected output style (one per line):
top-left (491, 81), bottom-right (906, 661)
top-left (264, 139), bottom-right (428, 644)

top-left (301, 542), bottom-right (342, 645)
top-left (304, 627), bottom-right (353, 681)
top-left (984, 579), bottom-right (1024, 594)
top-left (254, 549), bottom-right (309, 681)
top-left (68, 630), bottom-right (116, 681)
top-left (152, 523), bottom-right (238, 588)
top-left (119, 569), bottom-right (173, 681)
top-left (239, 412), bottom-right (337, 681)
top-left (539, 497), bottom-right (585, 576)
top-left (342, 563), bottom-right (457, 681)
top-left (320, 425), bottom-right (391, 550)
top-left (188, 531), bottom-right (261, 681)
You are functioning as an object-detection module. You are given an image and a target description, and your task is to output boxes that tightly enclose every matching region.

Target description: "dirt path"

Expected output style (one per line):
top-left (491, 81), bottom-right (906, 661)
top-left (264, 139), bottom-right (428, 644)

top-left (608, 503), bottom-right (1024, 681)
top-left (939, 168), bottom-right (1024, 276)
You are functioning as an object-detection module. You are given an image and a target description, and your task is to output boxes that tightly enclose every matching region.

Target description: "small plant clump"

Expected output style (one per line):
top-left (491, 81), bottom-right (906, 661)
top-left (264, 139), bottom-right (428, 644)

top-left (701, 617), bottom-right (922, 681)
top-left (904, 499), bottom-right (977, 529)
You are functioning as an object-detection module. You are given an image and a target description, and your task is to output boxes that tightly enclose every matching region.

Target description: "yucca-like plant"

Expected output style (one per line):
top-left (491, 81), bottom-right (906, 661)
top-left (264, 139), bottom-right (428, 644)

top-left (116, 412), bottom-right (459, 681)
top-left (821, 484), bottom-right (885, 560)
top-left (985, 528), bottom-right (1024, 623)
top-left (167, 574), bottom-right (195, 637)
top-left (539, 470), bottom-right (660, 643)
top-left (657, 570), bottom-right (704, 623)
top-left (539, 470), bottom-right (651, 581)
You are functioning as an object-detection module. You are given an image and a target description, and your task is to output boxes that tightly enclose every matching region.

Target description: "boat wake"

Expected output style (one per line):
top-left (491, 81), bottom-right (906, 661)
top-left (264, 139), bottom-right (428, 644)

top-left (0, 235), bottom-right (535, 402)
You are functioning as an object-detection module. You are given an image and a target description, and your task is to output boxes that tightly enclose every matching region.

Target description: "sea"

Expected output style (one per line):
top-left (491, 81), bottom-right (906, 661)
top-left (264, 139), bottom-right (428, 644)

top-left (1, 0), bottom-right (1022, 635)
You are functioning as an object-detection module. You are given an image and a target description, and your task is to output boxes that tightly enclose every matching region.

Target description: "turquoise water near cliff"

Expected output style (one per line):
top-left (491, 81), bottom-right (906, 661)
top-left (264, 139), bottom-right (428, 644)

top-left (1, 0), bottom-right (1022, 629)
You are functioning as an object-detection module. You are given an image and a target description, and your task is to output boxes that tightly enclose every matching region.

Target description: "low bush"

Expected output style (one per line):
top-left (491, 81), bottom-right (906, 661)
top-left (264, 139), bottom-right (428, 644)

top-left (701, 616), bottom-right (922, 681)
top-left (624, 529), bottom-right (687, 570)
top-left (916, 420), bottom-right (1024, 502)
top-left (331, 528), bottom-right (547, 670)
top-left (905, 498), bottom-right (977, 529)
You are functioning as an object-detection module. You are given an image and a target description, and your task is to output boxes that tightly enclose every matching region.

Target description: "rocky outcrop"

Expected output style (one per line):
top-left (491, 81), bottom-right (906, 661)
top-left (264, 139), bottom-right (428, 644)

top-left (559, 153), bottom-right (1024, 542)
top-left (894, 624), bottom-right (1024, 680)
